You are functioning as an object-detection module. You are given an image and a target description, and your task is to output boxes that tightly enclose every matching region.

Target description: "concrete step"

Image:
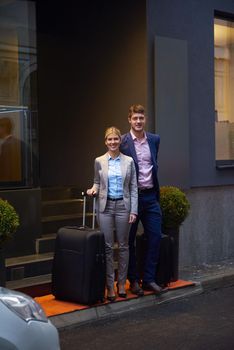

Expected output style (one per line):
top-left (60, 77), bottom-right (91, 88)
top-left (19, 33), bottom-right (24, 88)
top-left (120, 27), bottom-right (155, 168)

top-left (35, 233), bottom-right (56, 254)
top-left (6, 274), bottom-right (52, 297)
top-left (41, 187), bottom-right (82, 201)
top-left (42, 198), bottom-right (84, 217)
top-left (41, 213), bottom-right (94, 234)
top-left (6, 273), bottom-right (52, 289)
top-left (6, 253), bottom-right (53, 282)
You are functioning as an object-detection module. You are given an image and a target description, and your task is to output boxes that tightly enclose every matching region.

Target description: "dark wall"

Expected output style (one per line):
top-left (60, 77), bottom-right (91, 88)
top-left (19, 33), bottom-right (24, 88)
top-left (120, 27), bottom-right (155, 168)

top-left (36, 1), bottom-right (147, 189)
top-left (147, 0), bottom-right (234, 188)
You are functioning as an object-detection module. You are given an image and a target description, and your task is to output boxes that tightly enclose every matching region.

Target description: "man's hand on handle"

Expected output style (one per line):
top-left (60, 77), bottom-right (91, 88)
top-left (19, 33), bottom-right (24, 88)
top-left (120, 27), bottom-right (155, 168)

top-left (129, 213), bottom-right (137, 224)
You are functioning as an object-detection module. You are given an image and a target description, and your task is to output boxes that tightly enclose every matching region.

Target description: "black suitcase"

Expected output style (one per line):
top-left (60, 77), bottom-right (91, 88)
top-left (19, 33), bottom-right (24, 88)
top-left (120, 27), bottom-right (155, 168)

top-left (51, 195), bottom-right (106, 305)
top-left (136, 233), bottom-right (174, 287)
top-left (156, 234), bottom-right (174, 286)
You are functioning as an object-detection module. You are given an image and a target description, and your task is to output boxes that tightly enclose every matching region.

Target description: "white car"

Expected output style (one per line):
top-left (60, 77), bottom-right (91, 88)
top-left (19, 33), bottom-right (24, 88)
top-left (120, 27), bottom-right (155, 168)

top-left (0, 287), bottom-right (60, 350)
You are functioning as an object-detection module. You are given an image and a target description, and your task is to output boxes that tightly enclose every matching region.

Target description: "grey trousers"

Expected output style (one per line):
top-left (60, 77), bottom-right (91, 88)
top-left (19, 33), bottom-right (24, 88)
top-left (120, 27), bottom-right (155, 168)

top-left (98, 199), bottom-right (130, 290)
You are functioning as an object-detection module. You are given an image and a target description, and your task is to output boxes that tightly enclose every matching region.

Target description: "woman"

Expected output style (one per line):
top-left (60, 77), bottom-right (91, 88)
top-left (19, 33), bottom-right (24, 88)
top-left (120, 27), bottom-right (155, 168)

top-left (87, 127), bottom-right (138, 301)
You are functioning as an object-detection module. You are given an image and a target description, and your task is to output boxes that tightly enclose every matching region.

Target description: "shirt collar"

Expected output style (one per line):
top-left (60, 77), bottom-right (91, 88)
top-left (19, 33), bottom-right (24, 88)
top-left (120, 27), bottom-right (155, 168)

top-left (107, 153), bottom-right (121, 161)
top-left (130, 130), bottom-right (147, 141)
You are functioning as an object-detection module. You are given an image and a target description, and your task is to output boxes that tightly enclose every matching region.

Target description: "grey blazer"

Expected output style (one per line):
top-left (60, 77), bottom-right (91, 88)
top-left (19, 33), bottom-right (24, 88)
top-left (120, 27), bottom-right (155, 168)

top-left (92, 152), bottom-right (138, 215)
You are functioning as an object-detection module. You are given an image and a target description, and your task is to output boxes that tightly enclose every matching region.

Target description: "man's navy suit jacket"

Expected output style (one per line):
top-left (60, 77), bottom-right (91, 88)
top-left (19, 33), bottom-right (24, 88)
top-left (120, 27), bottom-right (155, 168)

top-left (120, 132), bottom-right (160, 201)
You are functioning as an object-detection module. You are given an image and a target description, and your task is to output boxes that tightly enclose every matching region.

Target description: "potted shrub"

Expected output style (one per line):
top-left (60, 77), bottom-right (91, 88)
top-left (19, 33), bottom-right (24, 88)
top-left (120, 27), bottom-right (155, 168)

top-left (160, 186), bottom-right (190, 281)
top-left (0, 199), bottom-right (20, 286)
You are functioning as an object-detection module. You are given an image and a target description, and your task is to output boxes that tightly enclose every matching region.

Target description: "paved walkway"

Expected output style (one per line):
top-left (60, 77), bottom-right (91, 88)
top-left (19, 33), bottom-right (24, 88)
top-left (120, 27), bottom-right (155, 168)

top-left (50, 258), bottom-right (234, 330)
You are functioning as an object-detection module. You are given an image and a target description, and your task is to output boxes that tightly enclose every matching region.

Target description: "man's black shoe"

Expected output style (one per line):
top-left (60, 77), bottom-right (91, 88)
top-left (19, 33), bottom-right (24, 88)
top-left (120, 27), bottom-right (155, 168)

top-left (142, 282), bottom-right (166, 295)
top-left (130, 281), bottom-right (144, 297)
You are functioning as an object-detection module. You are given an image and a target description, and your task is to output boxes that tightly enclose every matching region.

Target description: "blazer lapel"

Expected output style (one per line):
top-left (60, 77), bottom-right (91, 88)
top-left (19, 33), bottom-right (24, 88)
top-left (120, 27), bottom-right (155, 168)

top-left (120, 154), bottom-right (127, 184)
top-left (146, 133), bottom-right (156, 167)
top-left (126, 133), bottom-right (138, 164)
top-left (100, 154), bottom-right (109, 187)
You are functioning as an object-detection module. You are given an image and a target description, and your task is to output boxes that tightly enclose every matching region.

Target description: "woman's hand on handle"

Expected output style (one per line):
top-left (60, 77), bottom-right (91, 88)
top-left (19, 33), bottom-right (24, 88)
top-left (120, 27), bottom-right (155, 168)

top-left (129, 213), bottom-right (137, 224)
top-left (86, 188), bottom-right (97, 196)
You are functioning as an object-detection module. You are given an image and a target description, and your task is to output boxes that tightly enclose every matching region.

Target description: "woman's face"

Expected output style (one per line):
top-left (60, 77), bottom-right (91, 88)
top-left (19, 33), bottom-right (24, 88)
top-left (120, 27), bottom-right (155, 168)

top-left (105, 133), bottom-right (121, 153)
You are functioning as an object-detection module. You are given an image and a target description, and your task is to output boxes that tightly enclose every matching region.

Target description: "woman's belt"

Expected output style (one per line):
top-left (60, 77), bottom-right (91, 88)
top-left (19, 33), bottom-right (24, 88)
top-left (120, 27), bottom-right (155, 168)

top-left (107, 197), bottom-right (123, 201)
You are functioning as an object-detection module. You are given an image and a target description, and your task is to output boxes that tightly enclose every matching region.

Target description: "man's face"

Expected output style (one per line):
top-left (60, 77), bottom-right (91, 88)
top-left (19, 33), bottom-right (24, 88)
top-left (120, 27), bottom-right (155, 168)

top-left (128, 113), bottom-right (146, 133)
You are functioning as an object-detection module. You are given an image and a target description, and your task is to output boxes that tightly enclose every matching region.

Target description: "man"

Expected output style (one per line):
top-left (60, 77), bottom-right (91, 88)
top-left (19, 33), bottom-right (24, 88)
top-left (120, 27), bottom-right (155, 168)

top-left (120, 104), bottom-right (164, 296)
top-left (0, 117), bottom-right (21, 182)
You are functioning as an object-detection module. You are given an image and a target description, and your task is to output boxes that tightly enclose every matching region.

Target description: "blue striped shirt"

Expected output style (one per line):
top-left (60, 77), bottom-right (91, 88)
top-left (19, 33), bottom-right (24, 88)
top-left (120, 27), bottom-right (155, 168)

top-left (107, 155), bottom-right (123, 198)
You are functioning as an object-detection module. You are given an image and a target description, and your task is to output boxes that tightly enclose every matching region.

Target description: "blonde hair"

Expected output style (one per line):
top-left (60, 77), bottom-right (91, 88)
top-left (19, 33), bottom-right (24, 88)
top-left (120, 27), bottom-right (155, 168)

top-left (104, 126), bottom-right (121, 140)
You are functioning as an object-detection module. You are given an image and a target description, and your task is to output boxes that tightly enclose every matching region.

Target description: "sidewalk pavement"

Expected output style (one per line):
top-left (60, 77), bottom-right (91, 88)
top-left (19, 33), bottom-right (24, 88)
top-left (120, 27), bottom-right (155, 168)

top-left (50, 258), bottom-right (234, 330)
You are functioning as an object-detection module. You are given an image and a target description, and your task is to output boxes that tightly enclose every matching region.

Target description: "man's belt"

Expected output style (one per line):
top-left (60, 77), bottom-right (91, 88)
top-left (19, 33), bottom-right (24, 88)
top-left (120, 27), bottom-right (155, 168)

top-left (138, 187), bottom-right (154, 194)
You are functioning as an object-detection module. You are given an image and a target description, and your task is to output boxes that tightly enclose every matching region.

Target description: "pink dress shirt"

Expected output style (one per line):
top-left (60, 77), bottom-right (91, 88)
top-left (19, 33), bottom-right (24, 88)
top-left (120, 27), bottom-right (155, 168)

top-left (130, 131), bottom-right (154, 189)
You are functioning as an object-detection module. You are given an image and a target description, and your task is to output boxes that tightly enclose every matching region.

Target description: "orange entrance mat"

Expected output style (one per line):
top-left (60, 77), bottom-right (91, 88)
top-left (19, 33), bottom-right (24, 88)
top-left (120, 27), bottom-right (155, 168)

top-left (35, 280), bottom-right (195, 317)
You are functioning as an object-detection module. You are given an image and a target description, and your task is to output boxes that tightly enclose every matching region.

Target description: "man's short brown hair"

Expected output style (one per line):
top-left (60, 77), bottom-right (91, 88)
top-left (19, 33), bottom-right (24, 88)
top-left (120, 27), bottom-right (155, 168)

top-left (128, 104), bottom-right (145, 119)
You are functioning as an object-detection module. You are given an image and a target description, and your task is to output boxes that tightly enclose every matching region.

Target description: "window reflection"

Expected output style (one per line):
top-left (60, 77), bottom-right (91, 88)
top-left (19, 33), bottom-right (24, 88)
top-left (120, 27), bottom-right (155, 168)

top-left (0, 107), bottom-right (33, 188)
top-left (0, 116), bottom-right (21, 182)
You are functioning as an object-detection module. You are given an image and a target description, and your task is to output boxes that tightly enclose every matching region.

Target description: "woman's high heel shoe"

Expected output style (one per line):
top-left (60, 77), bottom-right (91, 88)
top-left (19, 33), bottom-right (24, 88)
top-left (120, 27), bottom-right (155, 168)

top-left (116, 283), bottom-right (127, 298)
top-left (107, 295), bottom-right (116, 302)
top-left (107, 289), bottom-right (116, 302)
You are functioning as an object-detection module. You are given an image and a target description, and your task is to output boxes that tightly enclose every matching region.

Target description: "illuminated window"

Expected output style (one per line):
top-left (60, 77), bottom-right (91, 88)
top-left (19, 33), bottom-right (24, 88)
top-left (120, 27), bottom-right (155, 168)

top-left (214, 16), bottom-right (234, 167)
top-left (0, 1), bottom-right (38, 188)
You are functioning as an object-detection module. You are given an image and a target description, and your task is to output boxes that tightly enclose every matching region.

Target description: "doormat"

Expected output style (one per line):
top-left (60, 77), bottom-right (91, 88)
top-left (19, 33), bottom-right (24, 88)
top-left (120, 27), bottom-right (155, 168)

top-left (35, 280), bottom-right (195, 317)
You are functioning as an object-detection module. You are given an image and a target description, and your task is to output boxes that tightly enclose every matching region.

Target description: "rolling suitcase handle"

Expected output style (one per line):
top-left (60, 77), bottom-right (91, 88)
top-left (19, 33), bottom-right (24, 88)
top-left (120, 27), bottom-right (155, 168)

top-left (81, 192), bottom-right (96, 230)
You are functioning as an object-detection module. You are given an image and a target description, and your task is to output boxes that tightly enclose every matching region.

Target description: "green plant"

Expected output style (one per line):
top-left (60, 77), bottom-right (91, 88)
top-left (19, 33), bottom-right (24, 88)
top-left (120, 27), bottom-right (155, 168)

top-left (0, 199), bottom-right (19, 247)
top-left (160, 186), bottom-right (190, 229)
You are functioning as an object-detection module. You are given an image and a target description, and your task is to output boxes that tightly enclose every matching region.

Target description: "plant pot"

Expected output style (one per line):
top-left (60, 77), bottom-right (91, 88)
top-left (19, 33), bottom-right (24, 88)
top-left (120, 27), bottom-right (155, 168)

top-left (162, 227), bottom-right (179, 282)
top-left (0, 248), bottom-right (6, 287)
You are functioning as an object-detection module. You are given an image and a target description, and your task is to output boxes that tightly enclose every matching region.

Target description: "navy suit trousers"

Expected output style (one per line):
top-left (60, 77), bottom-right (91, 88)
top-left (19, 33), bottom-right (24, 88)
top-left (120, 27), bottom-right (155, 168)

top-left (128, 191), bottom-right (162, 284)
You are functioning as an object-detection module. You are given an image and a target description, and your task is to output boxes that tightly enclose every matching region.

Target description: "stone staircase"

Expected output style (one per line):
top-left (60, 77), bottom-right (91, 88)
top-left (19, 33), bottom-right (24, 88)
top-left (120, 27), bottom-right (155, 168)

top-left (37, 187), bottom-right (86, 254)
top-left (6, 187), bottom-right (90, 291)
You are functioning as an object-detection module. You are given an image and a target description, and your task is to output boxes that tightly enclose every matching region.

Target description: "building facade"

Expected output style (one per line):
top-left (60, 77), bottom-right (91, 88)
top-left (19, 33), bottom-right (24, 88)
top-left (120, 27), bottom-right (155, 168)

top-left (0, 0), bottom-right (234, 271)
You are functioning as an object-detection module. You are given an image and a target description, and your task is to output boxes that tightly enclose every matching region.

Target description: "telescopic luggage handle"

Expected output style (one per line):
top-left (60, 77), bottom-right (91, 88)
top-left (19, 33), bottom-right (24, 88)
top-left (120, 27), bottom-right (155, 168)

top-left (81, 191), bottom-right (96, 230)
